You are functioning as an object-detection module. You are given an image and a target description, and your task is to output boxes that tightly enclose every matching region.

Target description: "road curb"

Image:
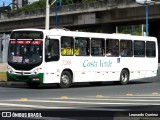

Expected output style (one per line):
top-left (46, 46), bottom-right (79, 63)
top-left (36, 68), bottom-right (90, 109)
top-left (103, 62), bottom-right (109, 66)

top-left (0, 81), bottom-right (26, 86)
top-left (0, 81), bottom-right (15, 86)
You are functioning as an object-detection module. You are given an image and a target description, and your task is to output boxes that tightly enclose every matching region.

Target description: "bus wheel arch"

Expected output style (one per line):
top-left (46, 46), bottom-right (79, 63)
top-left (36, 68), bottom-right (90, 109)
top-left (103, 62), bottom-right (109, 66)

top-left (59, 69), bottom-right (73, 88)
top-left (120, 68), bottom-right (130, 85)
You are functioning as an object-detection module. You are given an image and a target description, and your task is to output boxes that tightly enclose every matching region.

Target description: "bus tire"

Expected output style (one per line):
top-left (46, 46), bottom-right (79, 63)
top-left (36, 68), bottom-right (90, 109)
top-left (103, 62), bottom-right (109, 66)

top-left (27, 82), bottom-right (40, 88)
top-left (59, 71), bottom-right (72, 88)
top-left (120, 69), bottom-right (129, 85)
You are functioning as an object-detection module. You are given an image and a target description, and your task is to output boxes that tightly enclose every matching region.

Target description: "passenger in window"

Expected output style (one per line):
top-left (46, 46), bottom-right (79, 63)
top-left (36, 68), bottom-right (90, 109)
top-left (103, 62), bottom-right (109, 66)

top-left (75, 48), bottom-right (80, 55)
top-left (106, 48), bottom-right (112, 56)
top-left (31, 48), bottom-right (41, 63)
top-left (120, 49), bottom-right (124, 56)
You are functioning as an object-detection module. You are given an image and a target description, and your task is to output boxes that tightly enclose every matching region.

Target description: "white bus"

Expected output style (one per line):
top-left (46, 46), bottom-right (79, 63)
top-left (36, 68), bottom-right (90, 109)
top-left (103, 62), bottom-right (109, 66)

top-left (7, 28), bottom-right (158, 88)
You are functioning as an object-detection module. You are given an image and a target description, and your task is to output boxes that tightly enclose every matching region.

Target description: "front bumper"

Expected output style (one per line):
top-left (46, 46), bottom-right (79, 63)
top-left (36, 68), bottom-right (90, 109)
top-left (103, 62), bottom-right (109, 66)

top-left (7, 72), bottom-right (44, 84)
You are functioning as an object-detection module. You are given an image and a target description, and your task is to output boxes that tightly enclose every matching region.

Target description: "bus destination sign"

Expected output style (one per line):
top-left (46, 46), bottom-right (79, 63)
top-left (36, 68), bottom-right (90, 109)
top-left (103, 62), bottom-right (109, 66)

top-left (10, 31), bottom-right (43, 39)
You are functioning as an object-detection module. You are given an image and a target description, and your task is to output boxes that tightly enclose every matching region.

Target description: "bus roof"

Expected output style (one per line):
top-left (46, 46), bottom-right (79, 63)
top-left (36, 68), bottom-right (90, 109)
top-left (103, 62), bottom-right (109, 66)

top-left (12, 28), bottom-right (157, 41)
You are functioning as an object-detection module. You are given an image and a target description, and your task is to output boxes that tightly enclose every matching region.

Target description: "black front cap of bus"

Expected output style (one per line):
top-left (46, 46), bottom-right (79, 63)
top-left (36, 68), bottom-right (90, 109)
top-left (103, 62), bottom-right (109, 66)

top-left (8, 62), bottom-right (41, 71)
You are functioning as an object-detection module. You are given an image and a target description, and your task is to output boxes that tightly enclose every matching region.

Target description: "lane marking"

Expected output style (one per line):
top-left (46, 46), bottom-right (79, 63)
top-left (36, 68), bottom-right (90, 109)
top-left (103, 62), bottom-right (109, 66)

top-left (47, 97), bottom-right (160, 101)
top-left (126, 93), bottom-right (133, 96)
top-left (1, 100), bottom-right (160, 106)
top-left (60, 96), bottom-right (68, 99)
top-left (1, 96), bottom-right (160, 110)
top-left (89, 96), bottom-right (160, 99)
top-left (0, 103), bottom-right (74, 109)
top-left (96, 94), bottom-right (104, 98)
top-left (0, 103), bottom-right (128, 111)
top-left (5, 96), bottom-right (160, 102)
top-left (152, 92), bottom-right (159, 95)
top-left (8, 99), bottom-right (160, 105)
top-left (20, 98), bottom-right (28, 100)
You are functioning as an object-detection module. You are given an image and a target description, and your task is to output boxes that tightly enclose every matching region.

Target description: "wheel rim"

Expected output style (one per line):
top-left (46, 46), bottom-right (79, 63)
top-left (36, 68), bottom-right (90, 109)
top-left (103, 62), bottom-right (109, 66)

top-left (122, 73), bottom-right (128, 82)
top-left (61, 75), bottom-right (69, 85)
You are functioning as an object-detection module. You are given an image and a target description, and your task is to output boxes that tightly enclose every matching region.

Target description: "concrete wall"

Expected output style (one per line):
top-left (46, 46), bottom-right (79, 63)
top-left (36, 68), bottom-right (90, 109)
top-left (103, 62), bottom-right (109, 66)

top-left (1, 0), bottom-right (160, 33)
top-left (0, 0), bottom-right (140, 33)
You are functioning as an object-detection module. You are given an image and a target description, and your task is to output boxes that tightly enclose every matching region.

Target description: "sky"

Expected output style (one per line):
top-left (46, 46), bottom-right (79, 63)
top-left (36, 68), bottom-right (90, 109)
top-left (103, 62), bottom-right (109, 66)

top-left (0, 0), bottom-right (12, 7)
top-left (0, 0), bottom-right (39, 7)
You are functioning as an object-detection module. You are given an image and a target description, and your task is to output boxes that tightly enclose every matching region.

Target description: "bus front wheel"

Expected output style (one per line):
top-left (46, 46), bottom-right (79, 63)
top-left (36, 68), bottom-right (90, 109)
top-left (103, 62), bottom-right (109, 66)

top-left (120, 69), bottom-right (129, 85)
top-left (59, 71), bottom-right (72, 88)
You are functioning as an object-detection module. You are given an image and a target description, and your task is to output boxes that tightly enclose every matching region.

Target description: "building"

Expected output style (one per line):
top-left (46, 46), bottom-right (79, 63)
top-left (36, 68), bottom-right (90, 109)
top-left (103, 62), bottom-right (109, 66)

top-left (12, 0), bottom-right (39, 10)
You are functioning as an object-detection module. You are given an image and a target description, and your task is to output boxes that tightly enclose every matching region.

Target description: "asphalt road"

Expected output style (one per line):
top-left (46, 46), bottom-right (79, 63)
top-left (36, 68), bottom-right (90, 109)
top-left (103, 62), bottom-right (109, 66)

top-left (0, 65), bottom-right (160, 120)
top-left (0, 76), bottom-right (160, 119)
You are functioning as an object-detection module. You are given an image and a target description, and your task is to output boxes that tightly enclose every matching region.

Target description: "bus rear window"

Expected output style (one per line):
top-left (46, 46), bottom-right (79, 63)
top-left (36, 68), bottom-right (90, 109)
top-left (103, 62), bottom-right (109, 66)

top-left (10, 31), bottom-right (43, 39)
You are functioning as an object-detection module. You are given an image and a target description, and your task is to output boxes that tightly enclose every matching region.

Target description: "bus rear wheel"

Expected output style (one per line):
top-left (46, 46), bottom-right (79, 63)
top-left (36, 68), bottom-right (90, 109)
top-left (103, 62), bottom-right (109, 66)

top-left (120, 69), bottom-right (129, 85)
top-left (59, 71), bottom-right (72, 88)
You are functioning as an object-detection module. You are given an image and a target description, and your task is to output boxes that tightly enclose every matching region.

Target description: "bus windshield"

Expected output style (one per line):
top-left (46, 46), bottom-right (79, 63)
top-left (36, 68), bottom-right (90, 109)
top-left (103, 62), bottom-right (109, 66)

top-left (8, 40), bottom-right (43, 65)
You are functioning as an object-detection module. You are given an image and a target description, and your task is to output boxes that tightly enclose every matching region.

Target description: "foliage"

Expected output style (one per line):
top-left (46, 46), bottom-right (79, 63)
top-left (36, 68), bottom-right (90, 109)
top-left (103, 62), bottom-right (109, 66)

top-left (11, 0), bottom-right (99, 12)
top-left (118, 25), bottom-right (142, 35)
top-left (61, 0), bottom-right (74, 5)
top-left (0, 6), bottom-right (11, 12)
top-left (17, 0), bottom-right (46, 12)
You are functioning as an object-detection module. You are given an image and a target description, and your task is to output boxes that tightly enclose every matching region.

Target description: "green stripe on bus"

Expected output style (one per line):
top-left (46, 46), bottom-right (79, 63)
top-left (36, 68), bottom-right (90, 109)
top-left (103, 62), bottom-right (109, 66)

top-left (7, 72), bottom-right (44, 84)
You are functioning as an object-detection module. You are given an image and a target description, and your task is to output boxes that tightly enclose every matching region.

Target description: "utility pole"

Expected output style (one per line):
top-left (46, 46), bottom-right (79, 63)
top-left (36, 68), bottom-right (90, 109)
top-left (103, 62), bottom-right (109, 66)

top-left (45, 0), bottom-right (50, 30)
top-left (136, 0), bottom-right (153, 36)
top-left (145, 3), bottom-right (149, 36)
top-left (45, 0), bottom-right (62, 30)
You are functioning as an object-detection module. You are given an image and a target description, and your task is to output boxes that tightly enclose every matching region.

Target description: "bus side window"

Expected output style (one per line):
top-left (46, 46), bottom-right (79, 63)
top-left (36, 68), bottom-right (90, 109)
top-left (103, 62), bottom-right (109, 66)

top-left (106, 39), bottom-right (119, 57)
top-left (134, 41), bottom-right (145, 57)
top-left (146, 41), bottom-right (156, 57)
top-left (120, 40), bottom-right (133, 57)
top-left (61, 36), bottom-right (74, 56)
top-left (75, 37), bottom-right (90, 56)
top-left (91, 38), bottom-right (105, 56)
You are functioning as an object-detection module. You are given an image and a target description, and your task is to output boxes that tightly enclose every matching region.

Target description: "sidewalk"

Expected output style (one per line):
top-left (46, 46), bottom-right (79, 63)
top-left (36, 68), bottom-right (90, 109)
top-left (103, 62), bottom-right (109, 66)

top-left (0, 63), bottom-right (27, 86)
top-left (0, 63), bottom-right (7, 72)
top-left (0, 63), bottom-right (7, 82)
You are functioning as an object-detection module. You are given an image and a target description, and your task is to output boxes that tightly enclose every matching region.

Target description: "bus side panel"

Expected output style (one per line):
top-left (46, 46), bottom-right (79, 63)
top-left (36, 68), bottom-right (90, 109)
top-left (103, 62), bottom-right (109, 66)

top-left (121, 57), bottom-right (146, 80)
top-left (144, 57), bottom-right (158, 78)
top-left (74, 72), bottom-right (95, 82)
top-left (118, 57), bottom-right (157, 80)
top-left (73, 57), bottom-right (121, 82)
top-left (43, 62), bottom-right (61, 83)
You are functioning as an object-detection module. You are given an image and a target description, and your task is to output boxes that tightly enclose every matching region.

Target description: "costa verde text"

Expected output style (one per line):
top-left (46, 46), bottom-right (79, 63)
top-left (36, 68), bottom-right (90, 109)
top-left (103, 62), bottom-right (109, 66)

top-left (83, 60), bottom-right (112, 67)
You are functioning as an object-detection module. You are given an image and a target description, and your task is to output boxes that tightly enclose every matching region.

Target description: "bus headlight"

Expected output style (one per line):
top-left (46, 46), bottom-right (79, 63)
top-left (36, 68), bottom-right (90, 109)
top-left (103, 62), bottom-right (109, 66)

top-left (32, 68), bottom-right (42, 75)
top-left (7, 66), bottom-right (13, 74)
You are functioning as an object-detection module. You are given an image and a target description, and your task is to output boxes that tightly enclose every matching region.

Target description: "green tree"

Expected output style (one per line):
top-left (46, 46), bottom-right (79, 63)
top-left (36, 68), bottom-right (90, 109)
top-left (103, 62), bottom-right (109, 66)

top-left (118, 25), bottom-right (142, 35)
top-left (13, 0), bottom-right (99, 12)
top-left (61, 0), bottom-right (74, 5)
top-left (22, 0), bottom-right (98, 11)
top-left (17, 0), bottom-right (46, 11)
